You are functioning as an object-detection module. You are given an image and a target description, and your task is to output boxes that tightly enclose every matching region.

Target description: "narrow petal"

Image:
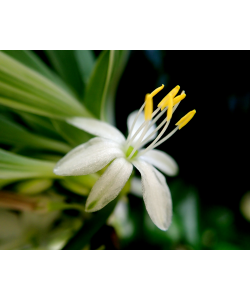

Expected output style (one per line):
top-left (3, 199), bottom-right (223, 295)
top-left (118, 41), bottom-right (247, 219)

top-left (133, 160), bottom-right (172, 230)
top-left (54, 137), bottom-right (124, 176)
top-left (140, 149), bottom-right (178, 176)
top-left (85, 158), bottom-right (133, 212)
top-left (127, 110), bottom-right (157, 144)
top-left (67, 117), bottom-right (125, 143)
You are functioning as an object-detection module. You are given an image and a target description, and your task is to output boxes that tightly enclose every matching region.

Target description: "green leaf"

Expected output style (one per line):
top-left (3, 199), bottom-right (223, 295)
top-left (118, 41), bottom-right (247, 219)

top-left (0, 115), bottom-right (71, 153)
top-left (63, 198), bottom-right (118, 250)
top-left (51, 119), bottom-right (93, 147)
top-left (18, 112), bottom-right (64, 141)
top-left (0, 148), bottom-right (58, 180)
top-left (75, 50), bottom-right (95, 86)
top-left (45, 50), bottom-right (84, 97)
top-left (0, 51), bottom-right (93, 119)
top-left (2, 50), bottom-right (75, 96)
top-left (84, 50), bottom-right (130, 124)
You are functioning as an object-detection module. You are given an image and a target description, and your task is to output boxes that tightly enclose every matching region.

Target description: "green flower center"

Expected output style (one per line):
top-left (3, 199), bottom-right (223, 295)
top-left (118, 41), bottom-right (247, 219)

top-left (126, 146), bottom-right (138, 159)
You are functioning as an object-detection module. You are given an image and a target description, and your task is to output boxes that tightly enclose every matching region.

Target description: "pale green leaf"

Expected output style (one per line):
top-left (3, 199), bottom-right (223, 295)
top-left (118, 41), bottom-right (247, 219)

top-left (0, 148), bottom-right (58, 180)
top-left (84, 50), bottom-right (130, 124)
top-left (2, 50), bottom-right (75, 96)
top-left (0, 51), bottom-right (93, 119)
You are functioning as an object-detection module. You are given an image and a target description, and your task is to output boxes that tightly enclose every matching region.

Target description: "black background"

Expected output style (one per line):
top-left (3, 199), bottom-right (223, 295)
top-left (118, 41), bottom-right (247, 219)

top-left (115, 50), bottom-right (250, 237)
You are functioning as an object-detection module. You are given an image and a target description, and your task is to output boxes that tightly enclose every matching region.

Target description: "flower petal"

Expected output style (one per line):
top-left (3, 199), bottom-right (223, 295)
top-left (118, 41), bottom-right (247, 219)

top-left (85, 158), bottom-right (133, 212)
top-left (54, 137), bottom-right (124, 176)
top-left (140, 149), bottom-right (178, 176)
top-left (67, 117), bottom-right (125, 143)
top-left (133, 159), bottom-right (172, 230)
top-left (127, 110), bottom-right (157, 144)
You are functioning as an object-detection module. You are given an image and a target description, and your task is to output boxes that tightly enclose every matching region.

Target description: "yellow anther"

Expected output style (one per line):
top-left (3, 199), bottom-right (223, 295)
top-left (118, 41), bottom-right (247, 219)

top-left (166, 96), bottom-right (173, 121)
top-left (144, 94), bottom-right (153, 120)
top-left (173, 93), bottom-right (186, 106)
top-left (150, 84), bottom-right (164, 97)
top-left (157, 85), bottom-right (180, 110)
top-left (175, 110), bottom-right (196, 129)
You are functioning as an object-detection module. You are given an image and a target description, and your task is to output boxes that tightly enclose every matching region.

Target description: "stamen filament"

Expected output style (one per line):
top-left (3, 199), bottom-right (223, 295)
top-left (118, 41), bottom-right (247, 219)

top-left (127, 105), bottom-right (168, 148)
top-left (126, 102), bottom-right (146, 146)
top-left (140, 119), bottom-right (171, 156)
top-left (138, 126), bottom-right (179, 157)
top-left (140, 102), bottom-right (181, 147)
top-left (128, 122), bottom-right (149, 159)
top-left (151, 126), bottom-right (179, 149)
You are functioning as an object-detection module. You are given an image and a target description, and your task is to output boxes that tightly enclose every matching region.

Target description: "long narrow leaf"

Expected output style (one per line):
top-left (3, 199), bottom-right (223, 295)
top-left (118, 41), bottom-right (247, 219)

top-left (0, 148), bottom-right (57, 180)
top-left (83, 50), bottom-right (129, 124)
top-left (75, 50), bottom-right (95, 86)
top-left (0, 116), bottom-right (71, 153)
top-left (51, 119), bottom-right (92, 147)
top-left (45, 50), bottom-right (84, 97)
top-left (2, 50), bottom-right (75, 96)
top-left (0, 51), bottom-right (93, 119)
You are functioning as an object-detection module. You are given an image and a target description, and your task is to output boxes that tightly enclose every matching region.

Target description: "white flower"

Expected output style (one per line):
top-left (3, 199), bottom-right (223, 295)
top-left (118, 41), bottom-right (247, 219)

top-left (54, 85), bottom-right (196, 230)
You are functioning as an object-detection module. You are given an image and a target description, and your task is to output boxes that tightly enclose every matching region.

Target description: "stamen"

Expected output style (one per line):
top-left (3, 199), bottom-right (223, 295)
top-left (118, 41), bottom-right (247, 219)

top-left (166, 96), bottom-right (173, 121)
top-left (144, 94), bottom-right (153, 121)
top-left (139, 119), bottom-right (171, 157)
top-left (126, 102), bottom-right (146, 145)
top-left (173, 92), bottom-right (186, 106)
top-left (128, 121), bottom-right (150, 159)
top-left (150, 126), bottom-right (179, 150)
top-left (157, 85), bottom-right (180, 110)
top-left (127, 85), bottom-right (164, 147)
top-left (150, 84), bottom-right (164, 97)
top-left (128, 104), bottom-right (168, 148)
top-left (139, 101), bottom-right (181, 148)
top-left (175, 110), bottom-right (196, 129)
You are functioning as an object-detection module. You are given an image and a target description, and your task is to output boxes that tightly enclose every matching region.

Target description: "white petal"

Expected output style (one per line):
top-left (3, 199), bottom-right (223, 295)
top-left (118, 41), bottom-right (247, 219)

top-left (140, 149), bottom-right (178, 176)
top-left (67, 117), bottom-right (125, 143)
top-left (54, 137), bottom-right (124, 176)
top-left (127, 110), bottom-right (157, 144)
top-left (85, 158), bottom-right (133, 212)
top-left (133, 159), bottom-right (172, 230)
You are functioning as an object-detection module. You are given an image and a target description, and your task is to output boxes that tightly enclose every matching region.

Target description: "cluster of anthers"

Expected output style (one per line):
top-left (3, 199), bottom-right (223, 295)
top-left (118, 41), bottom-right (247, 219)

top-left (125, 84), bottom-right (196, 160)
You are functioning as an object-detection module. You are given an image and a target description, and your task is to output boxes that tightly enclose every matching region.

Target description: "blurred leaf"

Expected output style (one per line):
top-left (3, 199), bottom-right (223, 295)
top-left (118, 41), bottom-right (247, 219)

top-left (45, 50), bottom-right (84, 97)
top-left (175, 188), bottom-right (200, 248)
top-left (18, 112), bottom-right (64, 141)
top-left (84, 50), bottom-right (130, 124)
top-left (75, 50), bottom-right (95, 86)
top-left (59, 173), bottom-right (99, 196)
top-left (14, 179), bottom-right (53, 195)
top-left (63, 198), bottom-right (118, 250)
top-left (0, 51), bottom-right (92, 119)
top-left (0, 148), bottom-right (57, 180)
top-left (2, 50), bottom-right (75, 96)
top-left (0, 115), bottom-right (71, 153)
top-left (51, 119), bottom-right (93, 147)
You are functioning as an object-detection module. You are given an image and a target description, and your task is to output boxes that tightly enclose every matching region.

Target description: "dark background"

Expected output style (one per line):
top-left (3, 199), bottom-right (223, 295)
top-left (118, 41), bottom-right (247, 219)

top-left (114, 51), bottom-right (250, 247)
